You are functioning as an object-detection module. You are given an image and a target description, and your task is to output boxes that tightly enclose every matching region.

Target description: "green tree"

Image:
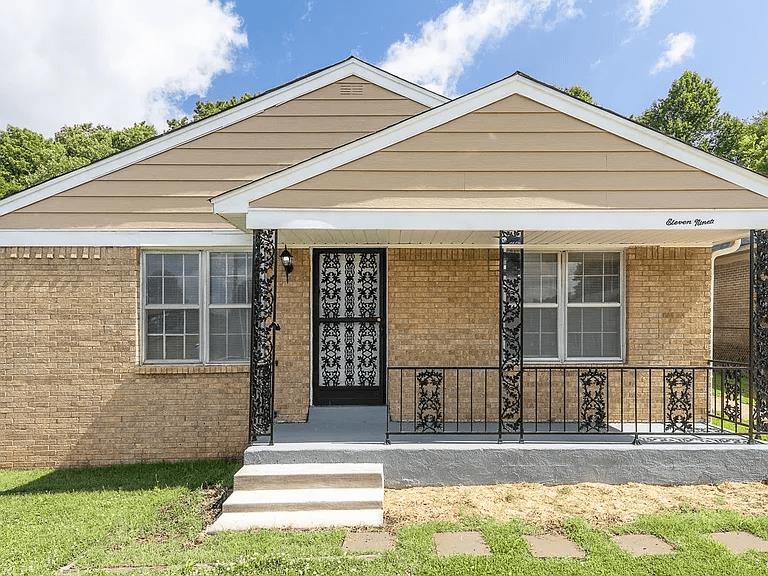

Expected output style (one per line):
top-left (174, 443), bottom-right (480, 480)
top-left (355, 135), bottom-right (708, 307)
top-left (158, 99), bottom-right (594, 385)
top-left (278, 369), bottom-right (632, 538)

top-left (708, 112), bottom-right (750, 164)
top-left (740, 112), bottom-right (768, 175)
top-left (636, 70), bottom-right (721, 150)
top-left (167, 93), bottom-right (258, 130)
top-left (0, 121), bottom-right (157, 199)
top-left (112, 122), bottom-right (158, 152)
top-left (0, 127), bottom-right (78, 199)
top-left (54, 124), bottom-right (117, 164)
top-left (635, 70), bottom-right (768, 175)
top-left (563, 85), bottom-right (594, 104)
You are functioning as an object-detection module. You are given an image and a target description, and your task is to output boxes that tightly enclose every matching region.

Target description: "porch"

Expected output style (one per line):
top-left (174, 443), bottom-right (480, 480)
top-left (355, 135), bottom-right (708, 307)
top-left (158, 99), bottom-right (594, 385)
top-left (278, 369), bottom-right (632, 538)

top-left (244, 227), bottom-right (768, 450)
top-left (249, 407), bottom-right (768, 488)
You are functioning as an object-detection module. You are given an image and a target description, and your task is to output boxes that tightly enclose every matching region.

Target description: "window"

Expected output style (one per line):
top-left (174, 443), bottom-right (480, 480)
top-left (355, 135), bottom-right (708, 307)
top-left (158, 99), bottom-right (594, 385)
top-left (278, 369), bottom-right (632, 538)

top-left (523, 251), bottom-right (623, 361)
top-left (566, 252), bottom-right (621, 359)
top-left (209, 253), bottom-right (251, 362)
top-left (142, 251), bottom-right (251, 364)
top-left (523, 253), bottom-right (559, 359)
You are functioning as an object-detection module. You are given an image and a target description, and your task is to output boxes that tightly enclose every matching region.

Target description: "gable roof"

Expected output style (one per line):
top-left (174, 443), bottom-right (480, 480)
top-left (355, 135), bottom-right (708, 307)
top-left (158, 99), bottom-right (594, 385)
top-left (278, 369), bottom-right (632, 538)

top-left (212, 71), bottom-right (768, 215)
top-left (0, 57), bottom-right (447, 218)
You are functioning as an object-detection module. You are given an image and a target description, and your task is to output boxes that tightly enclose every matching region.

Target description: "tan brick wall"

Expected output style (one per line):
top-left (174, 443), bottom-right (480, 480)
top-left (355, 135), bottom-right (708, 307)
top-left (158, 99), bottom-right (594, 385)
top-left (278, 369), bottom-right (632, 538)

top-left (0, 246), bottom-right (310, 469)
top-left (1, 245), bottom-right (713, 468)
top-left (626, 247), bottom-right (712, 366)
top-left (713, 250), bottom-right (749, 362)
top-left (388, 248), bottom-right (498, 366)
top-left (274, 248), bottom-right (311, 421)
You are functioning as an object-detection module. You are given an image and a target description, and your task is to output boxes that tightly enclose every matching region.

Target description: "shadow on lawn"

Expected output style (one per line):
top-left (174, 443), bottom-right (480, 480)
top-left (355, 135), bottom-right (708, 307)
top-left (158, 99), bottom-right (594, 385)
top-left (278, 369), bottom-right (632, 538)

top-left (1, 458), bottom-right (242, 495)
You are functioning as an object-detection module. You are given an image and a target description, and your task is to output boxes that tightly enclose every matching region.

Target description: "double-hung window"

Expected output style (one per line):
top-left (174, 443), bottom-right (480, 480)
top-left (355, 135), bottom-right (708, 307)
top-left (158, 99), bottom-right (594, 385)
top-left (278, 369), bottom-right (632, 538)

top-left (523, 251), bottom-right (623, 362)
top-left (142, 251), bottom-right (251, 364)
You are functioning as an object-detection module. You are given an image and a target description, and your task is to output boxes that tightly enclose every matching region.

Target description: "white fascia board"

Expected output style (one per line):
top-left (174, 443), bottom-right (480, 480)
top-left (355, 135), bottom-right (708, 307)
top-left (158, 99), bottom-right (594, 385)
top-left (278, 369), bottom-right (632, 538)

top-left (246, 208), bottom-right (768, 231)
top-left (215, 74), bottom-right (768, 215)
top-left (0, 229), bottom-right (251, 247)
top-left (0, 59), bottom-right (447, 218)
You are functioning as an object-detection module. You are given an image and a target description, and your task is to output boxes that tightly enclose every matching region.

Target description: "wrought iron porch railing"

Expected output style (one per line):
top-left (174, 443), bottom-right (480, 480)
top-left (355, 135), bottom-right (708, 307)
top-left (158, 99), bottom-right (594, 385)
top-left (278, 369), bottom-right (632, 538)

top-left (385, 363), bottom-right (757, 444)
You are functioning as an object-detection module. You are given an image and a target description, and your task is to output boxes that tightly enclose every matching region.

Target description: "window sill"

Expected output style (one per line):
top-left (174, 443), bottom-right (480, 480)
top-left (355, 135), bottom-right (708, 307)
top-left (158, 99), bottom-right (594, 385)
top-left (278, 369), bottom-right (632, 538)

top-left (135, 363), bottom-right (249, 375)
top-left (526, 360), bottom-right (626, 367)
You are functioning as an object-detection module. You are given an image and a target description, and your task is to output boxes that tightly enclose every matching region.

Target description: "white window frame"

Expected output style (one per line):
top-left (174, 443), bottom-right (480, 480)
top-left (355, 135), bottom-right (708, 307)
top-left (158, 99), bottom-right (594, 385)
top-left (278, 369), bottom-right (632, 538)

top-left (141, 249), bottom-right (251, 365)
top-left (524, 250), bottom-right (625, 364)
top-left (523, 252), bottom-right (561, 362)
top-left (207, 252), bottom-right (252, 364)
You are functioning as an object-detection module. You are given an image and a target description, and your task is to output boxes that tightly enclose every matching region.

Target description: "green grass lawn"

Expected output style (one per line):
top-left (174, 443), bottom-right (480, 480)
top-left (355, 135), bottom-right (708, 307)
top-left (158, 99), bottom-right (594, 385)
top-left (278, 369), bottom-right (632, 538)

top-left (2, 460), bottom-right (768, 575)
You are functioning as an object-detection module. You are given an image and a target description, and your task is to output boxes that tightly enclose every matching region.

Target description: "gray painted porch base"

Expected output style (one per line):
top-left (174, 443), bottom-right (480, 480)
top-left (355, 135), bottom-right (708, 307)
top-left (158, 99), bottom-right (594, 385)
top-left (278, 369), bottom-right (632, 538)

top-left (247, 408), bottom-right (768, 488)
top-left (245, 442), bottom-right (768, 488)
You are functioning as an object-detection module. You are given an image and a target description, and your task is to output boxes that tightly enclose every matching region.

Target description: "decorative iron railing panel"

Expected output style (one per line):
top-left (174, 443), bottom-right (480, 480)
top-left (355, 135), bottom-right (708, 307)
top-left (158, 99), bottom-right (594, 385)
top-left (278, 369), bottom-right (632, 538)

top-left (386, 367), bottom-right (498, 441)
top-left (249, 229), bottom-right (278, 444)
top-left (499, 230), bottom-right (524, 436)
top-left (386, 363), bottom-right (753, 443)
top-left (578, 369), bottom-right (608, 432)
top-left (415, 370), bottom-right (443, 433)
top-left (664, 368), bottom-right (694, 433)
top-left (751, 229), bottom-right (768, 438)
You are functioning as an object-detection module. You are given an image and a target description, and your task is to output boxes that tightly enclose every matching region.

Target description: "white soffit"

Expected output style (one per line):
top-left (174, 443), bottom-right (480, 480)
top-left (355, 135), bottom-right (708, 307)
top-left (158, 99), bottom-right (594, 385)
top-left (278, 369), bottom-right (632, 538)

top-left (279, 228), bottom-right (744, 248)
top-left (214, 73), bottom-right (768, 215)
top-left (0, 58), bottom-right (447, 218)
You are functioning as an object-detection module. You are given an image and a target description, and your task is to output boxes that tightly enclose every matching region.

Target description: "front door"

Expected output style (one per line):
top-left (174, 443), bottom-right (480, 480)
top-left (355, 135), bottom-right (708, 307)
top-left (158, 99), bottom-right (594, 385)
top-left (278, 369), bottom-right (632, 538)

top-left (312, 248), bottom-right (386, 405)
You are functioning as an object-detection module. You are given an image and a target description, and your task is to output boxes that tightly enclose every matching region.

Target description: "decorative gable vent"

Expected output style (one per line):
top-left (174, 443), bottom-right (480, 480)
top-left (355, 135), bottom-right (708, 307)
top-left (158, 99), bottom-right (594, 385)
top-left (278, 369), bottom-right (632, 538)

top-left (339, 83), bottom-right (364, 96)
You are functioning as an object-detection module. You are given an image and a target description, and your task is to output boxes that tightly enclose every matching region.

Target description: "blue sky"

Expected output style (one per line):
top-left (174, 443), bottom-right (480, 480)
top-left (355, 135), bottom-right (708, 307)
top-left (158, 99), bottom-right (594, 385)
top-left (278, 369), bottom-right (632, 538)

top-left (1, 1), bottom-right (766, 134)
top-left (204, 0), bottom-right (768, 120)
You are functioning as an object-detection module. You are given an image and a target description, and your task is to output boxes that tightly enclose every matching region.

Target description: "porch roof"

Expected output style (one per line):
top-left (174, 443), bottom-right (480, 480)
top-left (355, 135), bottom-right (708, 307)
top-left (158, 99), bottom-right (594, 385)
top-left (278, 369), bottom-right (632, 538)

top-left (218, 72), bottom-right (768, 241)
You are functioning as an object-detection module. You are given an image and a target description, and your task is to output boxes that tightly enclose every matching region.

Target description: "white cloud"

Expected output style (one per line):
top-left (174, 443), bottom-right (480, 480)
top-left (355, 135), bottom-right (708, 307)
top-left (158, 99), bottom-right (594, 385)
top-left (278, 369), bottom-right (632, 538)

top-left (650, 32), bottom-right (696, 74)
top-left (379, 0), bottom-right (581, 97)
top-left (301, 1), bottom-right (314, 21)
top-left (629, 0), bottom-right (667, 28)
top-left (0, 0), bottom-right (247, 135)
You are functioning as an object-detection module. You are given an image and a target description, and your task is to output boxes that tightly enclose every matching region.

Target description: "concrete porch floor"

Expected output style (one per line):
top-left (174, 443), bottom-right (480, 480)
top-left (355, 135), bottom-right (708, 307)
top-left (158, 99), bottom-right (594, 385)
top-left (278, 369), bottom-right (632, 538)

top-left (251, 407), bottom-right (768, 487)
top-left (273, 406), bottom-right (754, 445)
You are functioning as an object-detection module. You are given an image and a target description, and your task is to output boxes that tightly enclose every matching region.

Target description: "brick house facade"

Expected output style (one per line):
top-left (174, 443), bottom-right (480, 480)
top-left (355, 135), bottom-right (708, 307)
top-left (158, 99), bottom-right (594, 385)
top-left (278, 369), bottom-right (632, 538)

top-left (2, 58), bottom-right (767, 468)
top-left (2, 245), bottom-right (713, 467)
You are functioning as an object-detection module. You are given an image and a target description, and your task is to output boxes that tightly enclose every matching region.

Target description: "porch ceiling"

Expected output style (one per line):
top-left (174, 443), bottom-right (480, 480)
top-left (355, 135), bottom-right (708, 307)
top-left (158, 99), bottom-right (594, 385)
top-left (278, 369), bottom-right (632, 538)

top-left (279, 228), bottom-right (745, 248)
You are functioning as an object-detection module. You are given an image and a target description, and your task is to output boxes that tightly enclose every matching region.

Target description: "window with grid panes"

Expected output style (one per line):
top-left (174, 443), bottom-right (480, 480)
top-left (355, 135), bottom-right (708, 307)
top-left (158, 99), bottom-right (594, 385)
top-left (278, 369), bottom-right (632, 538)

top-left (523, 251), bottom-right (623, 361)
top-left (142, 251), bottom-right (251, 363)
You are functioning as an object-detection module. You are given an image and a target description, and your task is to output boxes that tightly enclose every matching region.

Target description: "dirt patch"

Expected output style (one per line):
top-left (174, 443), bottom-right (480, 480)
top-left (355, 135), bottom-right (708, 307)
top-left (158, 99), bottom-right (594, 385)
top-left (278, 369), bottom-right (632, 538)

top-left (201, 485), bottom-right (231, 526)
top-left (384, 482), bottom-right (768, 529)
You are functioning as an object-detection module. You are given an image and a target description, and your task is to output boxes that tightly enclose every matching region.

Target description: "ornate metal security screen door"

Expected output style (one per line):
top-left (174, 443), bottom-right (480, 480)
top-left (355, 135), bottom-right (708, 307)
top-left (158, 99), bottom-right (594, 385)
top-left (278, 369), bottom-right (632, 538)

top-left (312, 248), bottom-right (387, 405)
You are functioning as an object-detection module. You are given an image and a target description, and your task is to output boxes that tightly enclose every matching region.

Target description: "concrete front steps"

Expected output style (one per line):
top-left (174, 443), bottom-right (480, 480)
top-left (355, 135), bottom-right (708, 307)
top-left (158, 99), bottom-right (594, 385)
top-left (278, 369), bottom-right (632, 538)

top-left (207, 463), bottom-right (384, 532)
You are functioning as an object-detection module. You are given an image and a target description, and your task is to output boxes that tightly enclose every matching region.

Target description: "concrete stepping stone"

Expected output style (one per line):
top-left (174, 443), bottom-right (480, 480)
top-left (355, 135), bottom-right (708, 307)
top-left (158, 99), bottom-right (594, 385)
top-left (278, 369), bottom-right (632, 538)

top-left (612, 534), bottom-right (674, 556)
top-left (523, 534), bottom-right (586, 559)
top-left (710, 531), bottom-right (768, 554)
top-left (433, 531), bottom-right (491, 556)
top-left (343, 531), bottom-right (395, 554)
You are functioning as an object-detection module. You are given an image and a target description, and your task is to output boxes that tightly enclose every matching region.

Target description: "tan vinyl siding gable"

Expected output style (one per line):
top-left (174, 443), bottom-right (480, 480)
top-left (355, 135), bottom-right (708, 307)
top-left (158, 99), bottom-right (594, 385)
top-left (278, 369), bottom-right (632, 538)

top-left (252, 93), bottom-right (768, 211)
top-left (0, 76), bottom-right (427, 229)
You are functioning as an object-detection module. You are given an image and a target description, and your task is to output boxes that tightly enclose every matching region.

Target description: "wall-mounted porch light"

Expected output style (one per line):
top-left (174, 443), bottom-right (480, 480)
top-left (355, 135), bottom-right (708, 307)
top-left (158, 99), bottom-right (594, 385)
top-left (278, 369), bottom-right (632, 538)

top-left (280, 245), bottom-right (294, 282)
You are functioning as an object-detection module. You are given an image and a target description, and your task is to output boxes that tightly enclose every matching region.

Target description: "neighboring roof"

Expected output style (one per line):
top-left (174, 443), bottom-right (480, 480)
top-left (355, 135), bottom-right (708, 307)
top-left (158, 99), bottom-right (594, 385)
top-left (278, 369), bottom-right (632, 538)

top-left (213, 71), bottom-right (768, 215)
top-left (0, 57), bottom-right (447, 218)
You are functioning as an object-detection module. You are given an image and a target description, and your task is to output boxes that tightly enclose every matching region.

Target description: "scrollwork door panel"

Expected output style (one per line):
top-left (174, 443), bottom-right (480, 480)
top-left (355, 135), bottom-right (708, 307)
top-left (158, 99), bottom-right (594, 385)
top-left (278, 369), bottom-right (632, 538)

top-left (313, 249), bottom-right (386, 405)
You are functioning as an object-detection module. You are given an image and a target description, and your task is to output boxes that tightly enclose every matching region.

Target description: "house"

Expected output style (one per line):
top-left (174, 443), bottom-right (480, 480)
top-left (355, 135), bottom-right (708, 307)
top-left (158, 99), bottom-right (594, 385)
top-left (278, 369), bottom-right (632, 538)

top-left (2, 57), bottom-right (767, 478)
